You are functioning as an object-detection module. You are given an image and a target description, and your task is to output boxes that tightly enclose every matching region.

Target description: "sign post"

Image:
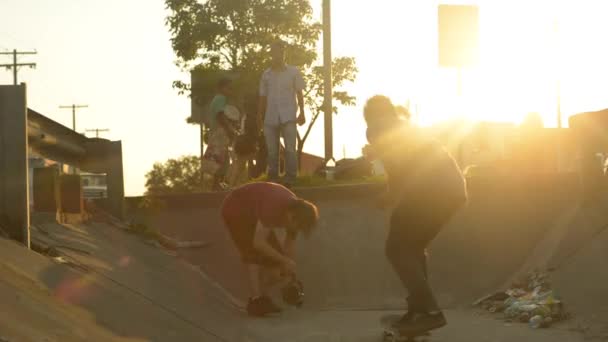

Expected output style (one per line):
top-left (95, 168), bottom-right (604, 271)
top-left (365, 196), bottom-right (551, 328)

top-left (323, 0), bottom-right (333, 163)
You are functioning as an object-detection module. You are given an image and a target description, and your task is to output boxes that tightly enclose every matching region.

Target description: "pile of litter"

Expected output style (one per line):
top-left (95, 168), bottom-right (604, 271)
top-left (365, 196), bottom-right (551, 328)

top-left (474, 270), bottom-right (569, 329)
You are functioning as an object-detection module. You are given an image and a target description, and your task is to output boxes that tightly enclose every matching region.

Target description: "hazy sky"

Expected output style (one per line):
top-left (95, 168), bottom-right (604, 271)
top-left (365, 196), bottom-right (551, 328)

top-left (2, 0), bottom-right (608, 195)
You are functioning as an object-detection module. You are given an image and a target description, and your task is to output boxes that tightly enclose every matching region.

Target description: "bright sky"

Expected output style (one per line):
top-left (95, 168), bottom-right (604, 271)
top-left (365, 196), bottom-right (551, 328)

top-left (2, 0), bottom-right (608, 195)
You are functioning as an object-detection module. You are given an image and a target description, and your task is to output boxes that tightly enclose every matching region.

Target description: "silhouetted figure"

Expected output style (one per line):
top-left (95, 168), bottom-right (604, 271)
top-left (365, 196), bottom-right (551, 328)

top-left (228, 93), bottom-right (260, 187)
top-left (258, 40), bottom-right (306, 187)
top-left (362, 95), bottom-right (467, 335)
top-left (203, 78), bottom-right (239, 191)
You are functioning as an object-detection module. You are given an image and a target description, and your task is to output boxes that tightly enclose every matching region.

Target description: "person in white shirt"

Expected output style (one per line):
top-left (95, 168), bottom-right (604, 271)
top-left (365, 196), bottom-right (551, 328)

top-left (257, 40), bottom-right (306, 187)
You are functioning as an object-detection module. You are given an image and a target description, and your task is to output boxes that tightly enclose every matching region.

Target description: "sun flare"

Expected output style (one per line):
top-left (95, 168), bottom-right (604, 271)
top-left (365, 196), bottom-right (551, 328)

top-left (338, 0), bottom-right (608, 128)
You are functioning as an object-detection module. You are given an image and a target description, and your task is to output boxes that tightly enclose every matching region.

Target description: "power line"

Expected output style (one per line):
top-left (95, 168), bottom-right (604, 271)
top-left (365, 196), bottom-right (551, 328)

top-left (0, 49), bottom-right (37, 85)
top-left (59, 104), bottom-right (88, 131)
top-left (85, 128), bottom-right (110, 138)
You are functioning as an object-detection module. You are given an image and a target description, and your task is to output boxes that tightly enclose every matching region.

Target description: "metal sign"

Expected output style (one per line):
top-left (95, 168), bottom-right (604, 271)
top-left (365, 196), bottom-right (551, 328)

top-left (438, 4), bottom-right (480, 68)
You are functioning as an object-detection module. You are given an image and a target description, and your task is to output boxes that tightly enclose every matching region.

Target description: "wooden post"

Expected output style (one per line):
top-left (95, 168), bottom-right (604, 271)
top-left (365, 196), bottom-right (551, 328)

top-left (323, 0), bottom-right (333, 162)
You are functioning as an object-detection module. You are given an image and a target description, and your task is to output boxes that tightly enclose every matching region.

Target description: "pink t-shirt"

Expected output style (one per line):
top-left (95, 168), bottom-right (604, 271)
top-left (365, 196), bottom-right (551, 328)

top-left (222, 182), bottom-right (297, 228)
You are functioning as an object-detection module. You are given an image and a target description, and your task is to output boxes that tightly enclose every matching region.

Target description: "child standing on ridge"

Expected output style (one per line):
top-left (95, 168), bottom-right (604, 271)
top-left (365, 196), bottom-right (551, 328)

top-left (203, 78), bottom-right (239, 191)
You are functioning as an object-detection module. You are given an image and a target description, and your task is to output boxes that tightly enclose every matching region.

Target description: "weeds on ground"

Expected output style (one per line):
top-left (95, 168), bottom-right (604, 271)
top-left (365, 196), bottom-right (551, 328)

top-left (248, 174), bottom-right (385, 187)
top-left (128, 222), bottom-right (163, 241)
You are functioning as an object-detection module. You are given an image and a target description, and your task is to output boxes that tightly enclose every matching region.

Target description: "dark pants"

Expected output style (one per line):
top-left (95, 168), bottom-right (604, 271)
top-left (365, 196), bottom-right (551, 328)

top-left (386, 193), bottom-right (463, 313)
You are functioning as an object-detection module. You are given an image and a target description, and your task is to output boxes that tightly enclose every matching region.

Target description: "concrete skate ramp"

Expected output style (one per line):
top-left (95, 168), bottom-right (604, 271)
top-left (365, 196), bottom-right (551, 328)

top-left (129, 173), bottom-right (581, 310)
top-left (544, 199), bottom-right (608, 338)
top-left (4, 175), bottom-right (602, 342)
top-left (2, 215), bottom-right (251, 341)
top-left (0, 238), bottom-right (138, 342)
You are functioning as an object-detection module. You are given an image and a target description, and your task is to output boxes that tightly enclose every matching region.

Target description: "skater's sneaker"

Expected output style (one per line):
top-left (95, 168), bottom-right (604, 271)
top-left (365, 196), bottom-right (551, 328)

top-left (391, 296), bottom-right (422, 328)
top-left (393, 311), bottom-right (447, 335)
top-left (391, 311), bottom-right (416, 329)
top-left (246, 296), bottom-right (282, 317)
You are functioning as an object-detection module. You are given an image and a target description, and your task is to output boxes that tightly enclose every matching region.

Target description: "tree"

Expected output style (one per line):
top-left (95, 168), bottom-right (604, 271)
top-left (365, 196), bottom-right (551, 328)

top-left (166, 0), bottom-right (321, 93)
top-left (145, 155), bottom-right (202, 195)
top-left (298, 57), bottom-right (357, 164)
top-left (165, 0), bottom-right (358, 167)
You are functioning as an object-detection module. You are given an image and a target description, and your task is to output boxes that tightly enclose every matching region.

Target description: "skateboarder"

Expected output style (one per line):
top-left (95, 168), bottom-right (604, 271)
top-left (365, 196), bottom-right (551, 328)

top-left (221, 182), bottom-right (319, 316)
top-left (363, 95), bottom-right (467, 335)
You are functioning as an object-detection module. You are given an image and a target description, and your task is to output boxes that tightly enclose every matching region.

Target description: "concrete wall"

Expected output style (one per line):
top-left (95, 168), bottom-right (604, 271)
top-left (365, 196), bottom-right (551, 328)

top-left (127, 175), bottom-right (581, 310)
top-left (82, 139), bottom-right (125, 219)
top-left (0, 85), bottom-right (30, 246)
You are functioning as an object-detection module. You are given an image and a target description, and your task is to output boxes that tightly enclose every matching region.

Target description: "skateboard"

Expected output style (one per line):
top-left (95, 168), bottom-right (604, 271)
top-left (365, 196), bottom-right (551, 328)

top-left (380, 314), bottom-right (431, 342)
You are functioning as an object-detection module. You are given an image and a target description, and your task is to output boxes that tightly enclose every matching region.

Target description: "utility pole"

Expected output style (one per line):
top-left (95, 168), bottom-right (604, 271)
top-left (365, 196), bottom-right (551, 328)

top-left (59, 104), bottom-right (88, 131)
top-left (554, 18), bottom-right (563, 172)
top-left (554, 18), bottom-right (562, 130)
top-left (557, 80), bottom-right (562, 128)
top-left (322, 0), bottom-right (333, 163)
top-left (85, 128), bottom-right (109, 138)
top-left (0, 49), bottom-right (37, 85)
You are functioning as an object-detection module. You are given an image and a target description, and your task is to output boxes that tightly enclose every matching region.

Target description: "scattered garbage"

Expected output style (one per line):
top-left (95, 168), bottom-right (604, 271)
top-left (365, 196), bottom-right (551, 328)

top-left (52, 256), bottom-right (68, 264)
top-left (474, 270), bottom-right (568, 329)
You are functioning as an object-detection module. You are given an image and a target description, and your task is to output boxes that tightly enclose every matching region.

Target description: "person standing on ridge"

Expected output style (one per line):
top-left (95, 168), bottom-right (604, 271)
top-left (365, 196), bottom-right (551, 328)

top-left (203, 78), bottom-right (239, 191)
top-left (258, 40), bottom-right (306, 188)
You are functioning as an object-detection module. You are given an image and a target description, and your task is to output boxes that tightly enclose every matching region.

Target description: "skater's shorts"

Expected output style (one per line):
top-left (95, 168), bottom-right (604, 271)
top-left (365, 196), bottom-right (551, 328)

top-left (222, 215), bottom-right (284, 267)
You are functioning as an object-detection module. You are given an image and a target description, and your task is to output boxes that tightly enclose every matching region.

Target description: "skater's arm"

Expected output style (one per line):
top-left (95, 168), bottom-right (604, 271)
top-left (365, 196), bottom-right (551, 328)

top-left (253, 223), bottom-right (294, 269)
top-left (258, 72), bottom-right (268, 129)
top-left (217, 113), bottom-right (237, 139)
top-left (377, 171), bottom-right (404, 209)
top-left (283, 230), bottom-right (297, 260)
top-left (363, 145), bottom-right (405, 208)
top-left (257, 96), bottom-right (267, 130)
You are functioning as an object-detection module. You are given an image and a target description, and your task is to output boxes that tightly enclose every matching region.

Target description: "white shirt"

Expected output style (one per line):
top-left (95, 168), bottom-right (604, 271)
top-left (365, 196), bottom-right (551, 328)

top-left (259, 65), bottom-right (305, 126)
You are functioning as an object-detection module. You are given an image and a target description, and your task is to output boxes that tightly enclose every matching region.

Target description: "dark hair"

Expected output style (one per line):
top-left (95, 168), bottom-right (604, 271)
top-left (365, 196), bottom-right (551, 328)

top-left (288, 199), bottom-right (319, 235)
top-left (363, 95), bottom-right (397, 122)
top-left (217, 77), bottom-right (232, 90)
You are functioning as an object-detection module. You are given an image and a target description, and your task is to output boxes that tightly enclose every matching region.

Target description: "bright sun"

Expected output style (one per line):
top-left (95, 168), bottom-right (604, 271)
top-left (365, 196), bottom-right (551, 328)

top-left (337, 0), bottom-right (608, 128)
top-left (449, 0), bottom-right (608, 127)
top-left (310, 0), bottom-right (608, 159)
